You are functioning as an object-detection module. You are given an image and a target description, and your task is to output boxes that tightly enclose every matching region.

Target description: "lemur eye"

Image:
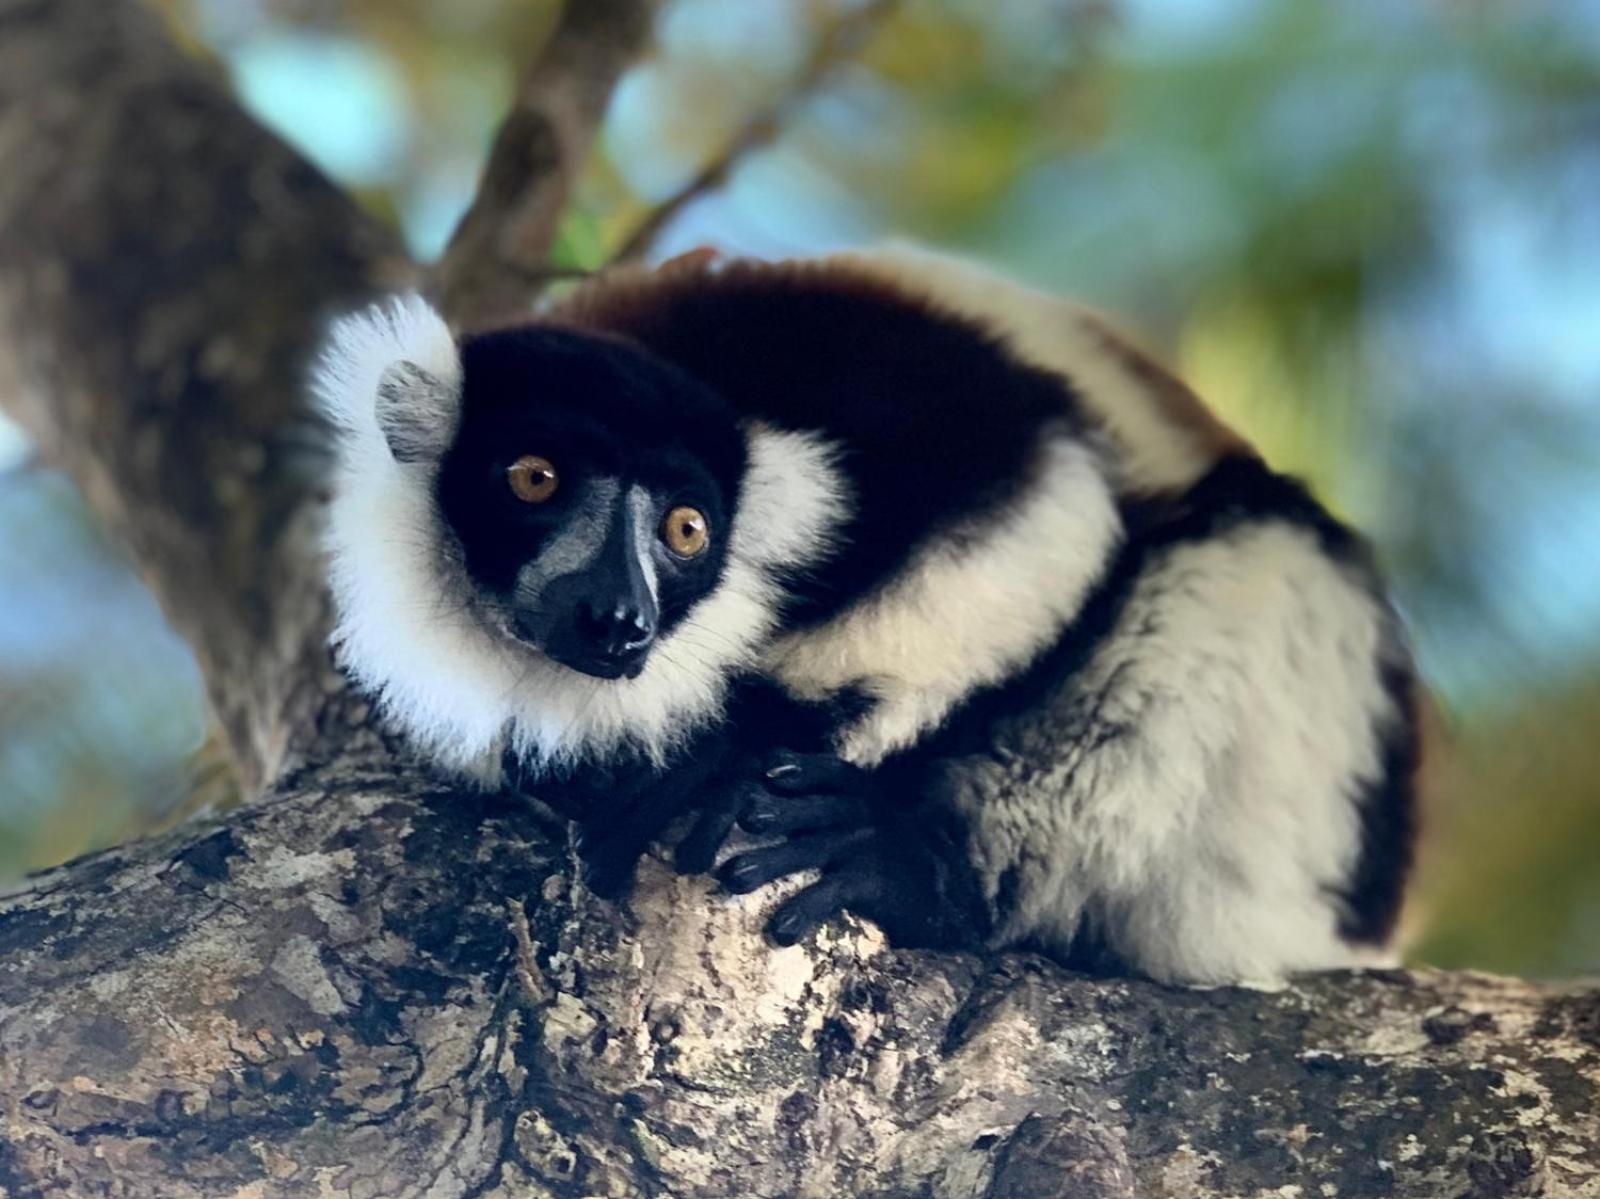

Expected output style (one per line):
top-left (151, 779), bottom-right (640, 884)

top-left (662, 506), bottom-right (710, 558)
top-left (507, 455), bottom-right (559, 504)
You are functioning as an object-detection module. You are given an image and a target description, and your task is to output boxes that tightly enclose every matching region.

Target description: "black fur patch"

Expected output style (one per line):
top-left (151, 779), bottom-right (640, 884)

top-left (1334, 656), bottom-right (1421, 945)
top-left (436, 326), bottom-right (749, 642)
top-left (554, 261), bottom-right (1089, 626)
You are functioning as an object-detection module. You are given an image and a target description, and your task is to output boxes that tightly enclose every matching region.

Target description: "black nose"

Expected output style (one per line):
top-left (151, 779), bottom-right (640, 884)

top-left (577, 600), bottom-right (655, 657)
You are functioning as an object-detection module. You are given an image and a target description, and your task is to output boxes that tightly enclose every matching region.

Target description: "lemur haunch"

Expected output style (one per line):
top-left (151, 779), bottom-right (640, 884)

top-left (318, 247), bottom-right (1420, 985)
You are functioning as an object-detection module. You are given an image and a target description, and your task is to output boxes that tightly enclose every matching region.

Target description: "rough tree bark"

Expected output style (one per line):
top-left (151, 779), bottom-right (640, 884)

top-left (0, 2), bottom-right (1595, 1197)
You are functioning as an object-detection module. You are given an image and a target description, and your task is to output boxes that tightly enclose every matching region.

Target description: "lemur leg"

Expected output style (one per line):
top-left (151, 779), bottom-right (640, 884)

top-left (958, 517), bottom-right (1414, 984)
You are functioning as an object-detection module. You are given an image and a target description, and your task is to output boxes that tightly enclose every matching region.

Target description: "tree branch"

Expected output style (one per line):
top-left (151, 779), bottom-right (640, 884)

top-left (434, 0), bottom-right (659, 332)
top-left (0, 0), bottom-right (407, 794)
top-left (610, 0), bottom-right (903, 266)
top-left (0, 768), bottom-right (1595, 1197)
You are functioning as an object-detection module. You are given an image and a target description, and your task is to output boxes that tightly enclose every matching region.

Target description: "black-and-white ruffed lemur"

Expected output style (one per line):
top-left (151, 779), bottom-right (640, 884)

top-left (317, 246), bottom-right (1421, 985)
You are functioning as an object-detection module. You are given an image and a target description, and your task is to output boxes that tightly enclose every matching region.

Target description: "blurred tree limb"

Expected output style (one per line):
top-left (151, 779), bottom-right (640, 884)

top-left (610, 0), bottom-right (903, 265)
top-left (434, 0), bottom-right (658, 331)
top-left (0, 1), bottom-right (1595, 1196)
top-left (0, 0), bottom-right (407, 795)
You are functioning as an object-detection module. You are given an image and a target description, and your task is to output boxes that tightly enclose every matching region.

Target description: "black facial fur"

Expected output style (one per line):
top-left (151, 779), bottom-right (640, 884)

top-left (434, 327), bottom-right (749, 672)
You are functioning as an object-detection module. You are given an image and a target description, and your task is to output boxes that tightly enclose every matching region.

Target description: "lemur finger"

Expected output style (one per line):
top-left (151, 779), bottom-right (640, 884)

top-left (760, 749), bottom-right (867, 795)
top-left (577, 783), bottom-right (697, 898)
top-left (717, 828), bottom-right (872, 894)
top-left (673, 786), bottom-right (751, 875)
top-left (766, 872), bottom-right (881, 947)
top-left (578, 794), bottom-right (675, 859)
top-left (740, 792), bottom-right (870, 836)
top-left (580, 840), bottom-right (642, 900)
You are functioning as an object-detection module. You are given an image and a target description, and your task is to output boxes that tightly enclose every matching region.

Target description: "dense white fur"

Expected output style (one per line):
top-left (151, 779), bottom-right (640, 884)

top-left (316, 295), bottom-right (847, 780)
top-left (829, 245), bottom-right (1221, 494)
top-left (764, 435), bottom-right (1122, 766)
top-left (946, 519), bottom-right (1404, 984)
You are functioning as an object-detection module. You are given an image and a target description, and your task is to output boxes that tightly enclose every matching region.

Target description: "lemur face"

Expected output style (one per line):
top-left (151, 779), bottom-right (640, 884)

top-left (430, 328), bottom-right (748, 681)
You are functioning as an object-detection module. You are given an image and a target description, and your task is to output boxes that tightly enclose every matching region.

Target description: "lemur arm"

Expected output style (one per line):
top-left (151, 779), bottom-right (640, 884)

top-left (533, 677), bottom-right (860, 898)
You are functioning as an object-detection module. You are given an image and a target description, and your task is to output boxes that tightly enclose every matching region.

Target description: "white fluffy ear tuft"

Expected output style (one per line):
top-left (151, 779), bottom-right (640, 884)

top-left (376, 360), bottom-right (456, 463)
top-left (313, 294), bottom-right (461, 460)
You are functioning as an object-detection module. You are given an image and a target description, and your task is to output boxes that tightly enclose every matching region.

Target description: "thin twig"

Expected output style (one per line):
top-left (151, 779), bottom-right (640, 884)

top-left (609, 0), bottom-right (902, 266)
top-left (435, 0), bottom-right (659, 332)
top-left (506, 898), bottom-right (551, 1005)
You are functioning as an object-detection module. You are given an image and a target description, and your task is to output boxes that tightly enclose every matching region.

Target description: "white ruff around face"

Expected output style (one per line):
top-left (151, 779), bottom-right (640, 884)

top-left (315, 295), bottom-right (845, 782)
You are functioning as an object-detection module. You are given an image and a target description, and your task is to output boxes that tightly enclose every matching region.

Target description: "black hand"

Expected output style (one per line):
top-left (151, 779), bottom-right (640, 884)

top-left (719, 801), bottom-right (991, 952)
top-left (573, 746), bottom-right (730, 899)
top-left (672, 779), bottom-right (755, 875)
top-left (675, 747), bottom-right (879, 874)
top-left (577, 778), bottom-right (697, 899)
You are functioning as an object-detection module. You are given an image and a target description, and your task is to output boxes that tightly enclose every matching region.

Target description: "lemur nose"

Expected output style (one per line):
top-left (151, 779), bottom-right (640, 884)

top-left (578, 600), bottom-right (655, 655)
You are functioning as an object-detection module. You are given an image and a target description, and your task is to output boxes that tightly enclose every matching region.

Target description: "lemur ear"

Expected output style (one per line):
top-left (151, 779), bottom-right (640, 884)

top-left (314, 293), bottom-right (461, 465)
top-left (376, 360), bottom-right (456, 464)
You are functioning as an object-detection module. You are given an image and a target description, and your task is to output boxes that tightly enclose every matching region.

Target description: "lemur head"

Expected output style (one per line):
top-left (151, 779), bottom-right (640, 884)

top-left (316, 295), bottom-right (842, 779)
top-left (433, 325), bottom-right (747, 681)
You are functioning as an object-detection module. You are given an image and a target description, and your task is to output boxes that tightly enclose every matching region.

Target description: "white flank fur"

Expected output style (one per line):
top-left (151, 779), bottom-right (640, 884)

top-left (765, 435), bottom-right (1122, 766)
top-left (952, 520), bottom-right (1404, 984)
top-left (315, 294), bottom-right (846, 780)
top-left (828, 245), bottom-right (1219, 494)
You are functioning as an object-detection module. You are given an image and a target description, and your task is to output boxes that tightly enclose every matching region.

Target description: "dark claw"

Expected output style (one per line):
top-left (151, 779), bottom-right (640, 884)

top-left (759, 749), bottom-right (866, 795)
top-left (763, 751), bottom-right (804, 782)
top-left (768, 907), bottom-right (813, 947)
top-left (719, 853), bottom-right (770, 894)
top-left (765, 873), bottom-right (874, 946)
top-left (739, 795), bottom-right (786, 835)
top-left (716, 829), bottom-right (868, 894)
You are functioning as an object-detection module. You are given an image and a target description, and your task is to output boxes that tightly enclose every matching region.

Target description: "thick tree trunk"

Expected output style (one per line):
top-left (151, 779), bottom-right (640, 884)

top-left (0, 0), bottom-right (407, 794)
top-left (0, 3), bottom-right (1596, 1197)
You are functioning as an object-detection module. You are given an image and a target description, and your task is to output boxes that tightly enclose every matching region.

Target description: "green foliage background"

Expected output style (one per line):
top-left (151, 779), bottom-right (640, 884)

top-left (2, 0), bottom-right (1596, 977)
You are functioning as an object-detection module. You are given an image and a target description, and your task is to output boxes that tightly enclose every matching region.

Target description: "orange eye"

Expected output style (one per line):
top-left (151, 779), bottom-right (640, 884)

top-left (661, 506), bottom-right (710, 558)
top-left (507, 455), bottom-right (558, 504)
